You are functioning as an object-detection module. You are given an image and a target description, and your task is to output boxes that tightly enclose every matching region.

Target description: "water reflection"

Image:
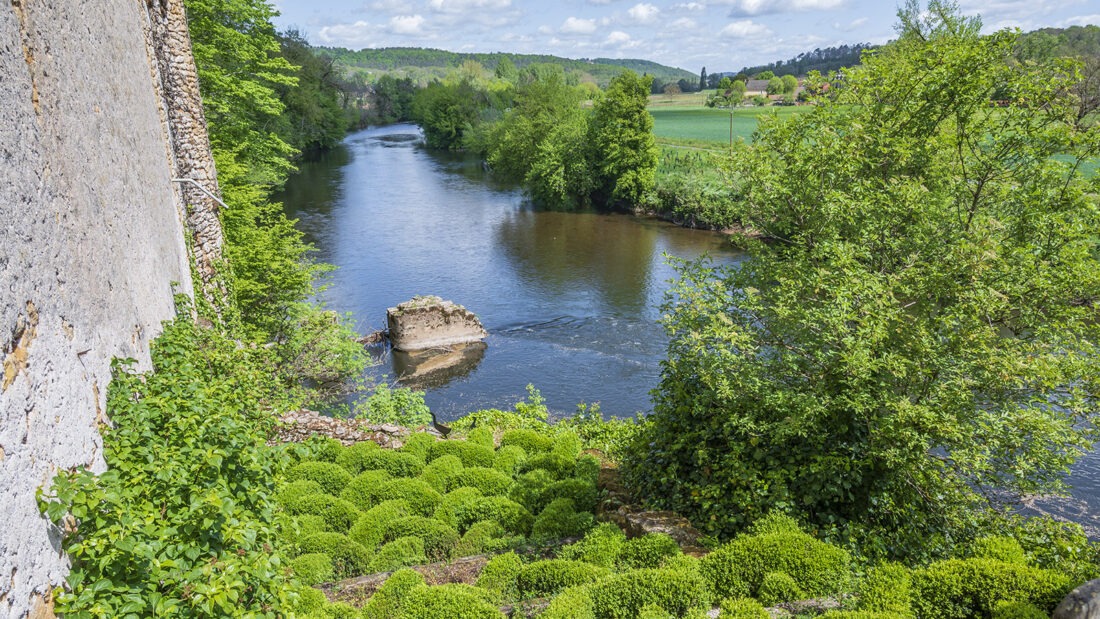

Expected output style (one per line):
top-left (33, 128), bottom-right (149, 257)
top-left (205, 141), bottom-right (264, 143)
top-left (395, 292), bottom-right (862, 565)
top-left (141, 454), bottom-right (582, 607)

top-left (392, 342), bottom-right (488, 390)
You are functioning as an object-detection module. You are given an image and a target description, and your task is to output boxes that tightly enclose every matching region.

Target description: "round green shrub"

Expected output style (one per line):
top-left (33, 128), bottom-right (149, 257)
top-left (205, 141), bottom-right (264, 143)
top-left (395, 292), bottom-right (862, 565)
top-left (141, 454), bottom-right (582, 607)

top-left (453, 496), bottom-right (534, 536)
top-left (362, 568), bottom-right (425, 619)
top-left (588, 567), bottom-right (709, 619)
top-left (348, 499), bottom-right (413, 551)
top-left (535, 477), bottom-right (599, 515)
top-left (286, 461), bottom-right (354, 496)
top-left (619, 533), bottom-right (682, 570)
top-left (290, 553), bottom-right (334, 586)
top-left (454, 520), bottom-right (524, 557)
top-left (395, 583), bottom-right (505, 619)
top-left (820, 612), bottom-right (910, 619)
top-left (383, 516), bottom-right (461, 560)
top-left (333, 440), bottom-right (381, 472)
top-left (374, 478), bottom-right (444, 516)
top-left (285, 494), bottom-right (361, 532)
top-left (338, 447), bottom-right (424, 478)
top-left (429, 440), bottom-right (496, 467)
top-left (992, 600), bottom-right (1050, 619)
top-left (338, 469), bottom-right (394, 510)
top-left (516, 559), bottom-right (608, 598)
top-left (857, 563), bottom-right (912, 615)
top-left (573, 454), bottom-right (601, 484)
top-left (291, 585), bottom-right (330, 615)
top-left (551, 431), bottom-right (583, 459)
top-left (492, 445), bottom-right (527, 476)
top-left (369, 536), bottom-right (427, 572)
top-left (699, 530), bottom-right (851, 600)
top-left (279, 513), bottom-right (329, 548)
top-left (297, 532), bottom-right (372, 578)
top-left (757, 571), bottom-right (803, 606)
top-left (400, 432), bottom-right (437, 461)
top-left (559, 523), bottom-right (627, 568)
top-left (447, 467), bottom-right (515, 496)
top-left (748, 512), bottom-right (803, 536)
top-left (531, 498), bottom-right (595, 540)
top-left (276, 479), bottom-right (328, 509)
top-left (637, 605), bottom-right (675, 619)
top-left (438, 486), bottom-right (485, 526)
top-left (287, 436), bottom-right (343, 464)
top-left (467, 426), bottom-right (495, 448)
top-left (910, 557), bottom-right (1073, 619)
top-left (508, 469), bottom-right (555, 513)
top-left (522, 452), bottom-right (575, 480)
top-left (541, 585), bottom-right (596, 619)
top-left (328, 602), bottom-right (359, 619)
top-left (420, 454), bottom-right (464, 492)
top-left (500, 429), bottom-right (553, 454)
top-left (476, 551), bottom-right (524, 602)
top-left (970, 536), bottom-right (1028, 565)
top-left (719, 597), bottom-right (769, 619)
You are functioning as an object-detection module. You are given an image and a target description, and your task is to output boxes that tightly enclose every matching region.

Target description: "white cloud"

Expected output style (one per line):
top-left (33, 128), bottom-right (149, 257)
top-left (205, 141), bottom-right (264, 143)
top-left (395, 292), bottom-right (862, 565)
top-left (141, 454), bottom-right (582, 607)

top-left (427, 0), bottom-right (511, 12)
top-left (606, 30), bottom-right (632, 44)
top-left (722, 0), bottom-right (847, 17)
top-left (561, 16), bottom-right (599, 34)
top-left (719, 19), bottom-right (771, 37)
top-left (1061, 14), bottom-right (1100, 26)
top-left (627, 3), bottom-right (661, 23)
top-left (834, 16), bottom-right (868, 31)
top-left (389, 14), bottom-right (426, 35)
top-left (672, 2), bottom-right (706, 10)
top-left (669, 17), bottom-right (698, 29)
top-left (317, 20), bottom-right (378, 46)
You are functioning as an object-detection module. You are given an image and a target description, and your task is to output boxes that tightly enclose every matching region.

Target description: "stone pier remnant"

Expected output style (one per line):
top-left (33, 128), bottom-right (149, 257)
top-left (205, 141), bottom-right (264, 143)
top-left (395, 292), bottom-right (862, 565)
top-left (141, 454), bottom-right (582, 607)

top-left (386, 296), bottom-right (488, 352)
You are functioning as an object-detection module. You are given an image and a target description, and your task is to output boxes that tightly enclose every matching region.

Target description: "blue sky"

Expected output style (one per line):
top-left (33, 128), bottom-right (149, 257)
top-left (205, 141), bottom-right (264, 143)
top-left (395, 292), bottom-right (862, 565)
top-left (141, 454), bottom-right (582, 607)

top-left (271, 0), bottom-right (1100, 72)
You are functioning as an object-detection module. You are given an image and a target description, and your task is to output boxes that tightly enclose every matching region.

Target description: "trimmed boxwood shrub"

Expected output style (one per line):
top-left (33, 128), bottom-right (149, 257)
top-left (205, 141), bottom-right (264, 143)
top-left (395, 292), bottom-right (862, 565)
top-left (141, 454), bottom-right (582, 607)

top-left (508, 469), bottom-right (555, 513)
top-left (992, 601), bottom-right (1049, 619)
top-left (720, 597), bottom-right (769, 619)
top-left (516, 559), bottom-right (608, 598)
top-left (291, 585), bottom-right (330, 615)
top-left (970, 536), bottom-right (1028, 565)
top-left (619, 533), bottom-right (681, 570)
top-left (910, 557), bottom-right (1073, 619)
top-left (447, 467), bottom-right (515, 496)
top-left (454, 520), bottom-right (523, 557)
top-left (541, 585), bottom-right (597, 619)
top-left (400, 432), bottom-right (437, 461)
top-left (348, 499), bottom-right (413, 551)
top-left (551, 431), bottom-right (583, 459)
top-left (420, 454), bottom-right (464, 492)
top-left (757, 571), bottom-right (803, 606)
top-left (276, 479), bottom-right (328, 509)
top-left (395, 583), bottom-right (506, 619)
top-left (574, 454), bottom-right (600, 484)
top-left (533, 477), bottom-right (599, 515)
top-left (286, 461), bottom-right (354, 496)
top-left (587, 567), bottom-right (709, 619)
top-left (287, 436), bottom-right (343, 464)
top-left (338, 469), bottom-right (394, 510)
top-left (362, 568), bottom-right (425, 619)
top-left (500, 429), bottom-right (553, 454)
top-left (699, 529), bottom-right (851, 600)
top-left (476, 551), bottom-right (524, 602)
top-left (522, 452), bottom-right (576, 480)
top-left (531, 498), bottom-right (595, 540)
top-left (559, 523), bottom-right (627, 568)
top-left (492, 445), bottom-right (527, 476)
top-left (637, 605), bottom-right (675, 619)
top-left (857, 563), bottom-right (912, 615)
top-left (438, 487), bottom-right (485, 525)
top-left (285, 494), bottom-right (361, 532)
top-left (429, 440), bottom-right (495, 467)
top-left (467, 426), bottom-right (496, 449)
top-left (338, 447), bottom-right (424, 478)
top-left (374, 478), bottom-right (444, 516)
top-left (334, 440), bottom-right (381, 472)
top-left (820, 612), bottom-right (910, 619)
top-left (289, 553), bottom-right (334, 586)
top-left (452, 496), bottom-right (534, 535)
top-left (296, 532), bottom-right (372, 578)
top-left (383, 516), bottom-right (461, 560)
top-left (369, 535), bottom-right (427, 572)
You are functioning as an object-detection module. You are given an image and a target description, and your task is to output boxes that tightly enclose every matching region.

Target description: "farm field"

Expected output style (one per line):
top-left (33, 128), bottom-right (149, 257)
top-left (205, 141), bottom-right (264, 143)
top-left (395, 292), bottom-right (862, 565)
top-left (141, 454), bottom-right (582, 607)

top-left (649, 105), bottom-right (812, 145)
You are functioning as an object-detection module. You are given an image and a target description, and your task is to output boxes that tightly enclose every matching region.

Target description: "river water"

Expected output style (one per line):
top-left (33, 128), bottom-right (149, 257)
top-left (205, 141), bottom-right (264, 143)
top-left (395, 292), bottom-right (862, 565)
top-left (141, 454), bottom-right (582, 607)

top-left (281, 123), bottom-right (1100, 532)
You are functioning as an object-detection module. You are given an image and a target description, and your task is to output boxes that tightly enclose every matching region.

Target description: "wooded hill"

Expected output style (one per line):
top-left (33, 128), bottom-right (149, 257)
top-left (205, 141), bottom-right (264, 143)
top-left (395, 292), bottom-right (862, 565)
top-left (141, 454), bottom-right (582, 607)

top-left (317, 46), bottom-right (697, 87)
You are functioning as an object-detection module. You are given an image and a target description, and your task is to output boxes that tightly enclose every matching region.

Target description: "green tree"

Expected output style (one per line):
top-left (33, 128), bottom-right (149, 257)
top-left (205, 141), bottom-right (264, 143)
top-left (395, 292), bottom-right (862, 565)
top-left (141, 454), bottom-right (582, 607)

top-left (700, 67), bottom-right (708, 91)
top-left (495, 57), bottom-right (519, 83)
top-left (411, 79), bottom-right (483, 149)
top-left (765, 76), bottom-right (783, 94)
top-left (718, 76), bottom-right (733, 91)
top-left (589, 71), bottom-right (659, 207)
top-left (625, 0), bottom-right (1100, 559)
top-left (275, 29), bottom-right (347, 152)
top-left (780, 73), bottom-right (798, 94)
top-left (757, 70), bottom-right (775, 79)
top-left (729, 80), bottom-right (747, 104)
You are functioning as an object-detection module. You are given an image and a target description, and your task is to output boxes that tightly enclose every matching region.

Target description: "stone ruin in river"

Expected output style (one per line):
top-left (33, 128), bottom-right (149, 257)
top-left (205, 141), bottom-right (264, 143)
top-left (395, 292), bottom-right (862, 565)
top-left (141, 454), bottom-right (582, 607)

top-left (385, 297), bottom-right (488, 387)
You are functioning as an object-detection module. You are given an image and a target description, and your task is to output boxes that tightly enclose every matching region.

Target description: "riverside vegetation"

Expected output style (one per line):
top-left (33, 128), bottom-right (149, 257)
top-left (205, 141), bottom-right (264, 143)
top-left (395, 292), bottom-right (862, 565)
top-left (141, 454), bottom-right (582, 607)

top-left (34, 0), bottom-right (1100, 617)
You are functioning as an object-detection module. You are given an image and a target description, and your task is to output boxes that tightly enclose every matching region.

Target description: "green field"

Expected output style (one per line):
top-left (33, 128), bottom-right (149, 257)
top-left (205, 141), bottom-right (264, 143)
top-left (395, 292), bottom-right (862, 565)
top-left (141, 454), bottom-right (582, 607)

top-left (649, 106), bottom-right (812, 145)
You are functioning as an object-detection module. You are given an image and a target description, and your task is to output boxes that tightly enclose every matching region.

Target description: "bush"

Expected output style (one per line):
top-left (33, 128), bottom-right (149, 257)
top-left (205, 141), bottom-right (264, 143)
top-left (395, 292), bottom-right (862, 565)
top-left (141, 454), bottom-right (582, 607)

top-left (531, 498), bottom-right (595, 540)
top-left (551, 431), bottom-right (583, 459)
top-left (337, 447), bottom-right (424, 478)
top-left (492, 445), bottom-right (528, 475)
top-left (559, 523), bottom-right (627, 568)
top-left (537, 477), bottom-right (599, 514)
top-left (541, 585), bottom-right (596, 619)
top-left (857, 563), bottom-right (912, 615)
top-left (333, 439), bottom-right (380, 471)
top-left (362, 568), bottom-right (425, 619)
top-left (720, 597), bottom-right (769, 619)
top-left (820, 612), bottom-right (910, 619)
top-left (517, 559), bottom-right (608, 598)
top-left (383, 516), bottom-right (461, 560)
top-left (338, 469), bottom-right (395, 510)
top-left (285, 494), bottom-right (361, 532)
top-left (749, 512), bottom-right (803, 536)
top-left (438, 487), bottom-right (486, 525)
top-left (699, 529), bottom-right (851, 600)
top-left (370, 535), bottom-right (428, 572)
top-left (447, 467), bottom-right (515, 496)
top-left (421, 454), bottom-right (464, 492)
top-left (574, 454), bottom-right (600, 483)
top-left (287, 436), bottom-right (344, 464)
top-left (451, 496), bottom-right (534, 535)
top-left (757, 571), bottom-right (803, 606)
top-left (286, 461), bottom-right (354, 496)
top-left (476, 551), bottom-right (524, 602)
top-left (587, 567), bottom-right (709, 619)
top-left (619, 533), bottom-right (682, 569)
top-left (355, 382), bottom-right (432, 427)
top-left (970, 536), bottom-right (1028, 565)
top-left (523, 452), bottom-right (575, 480)
top-left (454, 520), bottom-right (524, 557)
top-left (400, 432), bottom-right (437, 461)
top-left (508, 469), bottom-right (555, 513)
top-left (910, 557), bottom-right (1073, 619)
top-left (992, 601), bottom-right (1049, 619)
top-left (429, 440), bottom-right (496, 467)
top-left (276, 479), bottom-right (328, 509)
top-left (348, 499), bottom-right (412, 550)
top-left (467, 426), bottom-right (496, 448)
top-left (374, 478), bottom-right (444, 516)
top-left (500, 429), bottom-right (554, 454)
top-left (395, 583), bottom-right (506, 619)
top-left (291, 586), bottom-right (330, 616)
top-left (288, 514), bottom-right (330, 542)
top-left (297, 532), bottom-right (372, 578)
top-left (638, 605), bottom-right (675, 619)
top-left (290, 553), bottom-right (335, 586)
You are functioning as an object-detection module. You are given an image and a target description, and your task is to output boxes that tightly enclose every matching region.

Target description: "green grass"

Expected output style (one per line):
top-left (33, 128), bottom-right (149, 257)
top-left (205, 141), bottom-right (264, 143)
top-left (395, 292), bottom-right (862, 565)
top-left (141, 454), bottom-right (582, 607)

top-left (649, 106), bottom-right (813, 145)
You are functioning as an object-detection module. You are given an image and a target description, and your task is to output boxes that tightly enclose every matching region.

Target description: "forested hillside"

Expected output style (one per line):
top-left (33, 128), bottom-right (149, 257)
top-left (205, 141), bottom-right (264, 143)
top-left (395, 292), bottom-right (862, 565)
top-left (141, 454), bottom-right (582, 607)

top-left (734, 43), bottom-right (875, 77)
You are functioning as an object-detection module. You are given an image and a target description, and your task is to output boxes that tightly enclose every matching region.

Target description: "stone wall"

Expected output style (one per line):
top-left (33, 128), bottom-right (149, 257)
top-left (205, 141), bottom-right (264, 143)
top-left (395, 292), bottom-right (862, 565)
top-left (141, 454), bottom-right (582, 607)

top-left (0, 1), bottom-right (221, 616)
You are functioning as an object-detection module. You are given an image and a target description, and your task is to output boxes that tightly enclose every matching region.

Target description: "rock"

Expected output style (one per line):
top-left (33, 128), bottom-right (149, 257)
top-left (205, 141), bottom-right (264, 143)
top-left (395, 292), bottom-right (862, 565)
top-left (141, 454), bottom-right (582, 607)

top-left (1055, 579), bottom-right (1100, 619)
top-left (386, 296), bottom-right (487, 352)
top-left (273, 409), bottom-right (411, 448)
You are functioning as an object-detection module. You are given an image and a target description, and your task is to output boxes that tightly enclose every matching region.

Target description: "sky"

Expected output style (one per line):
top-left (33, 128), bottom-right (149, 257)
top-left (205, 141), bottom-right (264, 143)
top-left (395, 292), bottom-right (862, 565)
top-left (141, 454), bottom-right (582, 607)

top-left (271, 0), bottom-right (1100, 72)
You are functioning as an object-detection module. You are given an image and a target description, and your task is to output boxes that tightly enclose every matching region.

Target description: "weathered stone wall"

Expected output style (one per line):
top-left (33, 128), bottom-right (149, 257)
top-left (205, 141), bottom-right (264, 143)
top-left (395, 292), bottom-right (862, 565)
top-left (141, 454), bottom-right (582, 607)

top-left (0, 1), bottom-right (221, 616)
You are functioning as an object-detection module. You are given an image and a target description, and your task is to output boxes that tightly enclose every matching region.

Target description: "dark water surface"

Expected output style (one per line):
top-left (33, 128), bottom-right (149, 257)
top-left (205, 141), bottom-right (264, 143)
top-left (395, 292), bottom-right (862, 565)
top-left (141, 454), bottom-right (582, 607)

top-left (281, 124), bottom-right (1100, 532)
top-left (281, 124), bottom-right (741, 420)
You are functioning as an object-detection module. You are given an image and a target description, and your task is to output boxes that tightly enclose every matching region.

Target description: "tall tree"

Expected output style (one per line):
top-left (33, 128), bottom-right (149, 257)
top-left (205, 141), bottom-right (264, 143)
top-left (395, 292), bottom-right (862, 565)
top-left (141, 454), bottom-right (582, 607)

top-left (626, 0), bottom-right (1100, 559)
top-left (700, 66), bottom-right (707, 91)
top-left (589, 71), bottom-right (659, 207)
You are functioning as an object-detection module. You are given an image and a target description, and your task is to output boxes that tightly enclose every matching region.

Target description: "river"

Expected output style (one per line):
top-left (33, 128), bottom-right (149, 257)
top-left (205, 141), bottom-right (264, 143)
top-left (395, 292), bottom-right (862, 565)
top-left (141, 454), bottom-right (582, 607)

top-left (281, 123), bottom-right (1100, 533)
